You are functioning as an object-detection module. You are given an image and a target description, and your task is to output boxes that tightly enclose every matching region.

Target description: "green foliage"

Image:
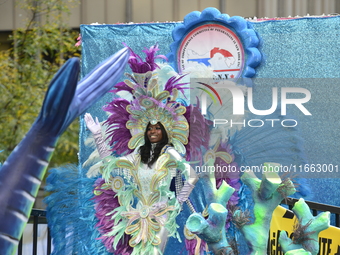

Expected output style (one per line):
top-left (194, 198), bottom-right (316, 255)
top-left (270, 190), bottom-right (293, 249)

top-left (0, 0), bottom-right (81, 167)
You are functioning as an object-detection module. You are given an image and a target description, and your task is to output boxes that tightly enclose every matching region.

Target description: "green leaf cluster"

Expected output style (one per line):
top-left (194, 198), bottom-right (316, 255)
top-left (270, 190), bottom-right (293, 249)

top-left (0, 0), bottom-right (81, 168)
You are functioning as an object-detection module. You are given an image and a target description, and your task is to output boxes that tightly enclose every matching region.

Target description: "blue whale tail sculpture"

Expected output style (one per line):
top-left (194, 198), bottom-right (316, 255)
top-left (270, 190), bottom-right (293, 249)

top-left (0, 47), bottom-right (129, 255)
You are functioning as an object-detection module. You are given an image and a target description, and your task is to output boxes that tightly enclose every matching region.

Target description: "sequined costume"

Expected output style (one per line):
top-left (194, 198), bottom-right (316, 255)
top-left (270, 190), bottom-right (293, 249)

top-left (86, 44), bottom-right (200, 254)
top-left (95, 145), bottom-right (191, 255)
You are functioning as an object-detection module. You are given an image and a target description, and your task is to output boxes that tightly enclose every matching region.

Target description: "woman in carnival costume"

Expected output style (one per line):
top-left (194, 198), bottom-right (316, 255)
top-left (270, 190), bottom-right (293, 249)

top-left (84, 44), bottom-right (209, 255)
top-left (44, 44), bottom-right (308, 255)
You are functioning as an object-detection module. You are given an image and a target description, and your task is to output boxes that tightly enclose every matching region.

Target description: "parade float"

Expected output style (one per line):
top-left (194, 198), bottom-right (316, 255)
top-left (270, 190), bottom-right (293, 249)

top-left (1, 7), bottom-right (340, 255)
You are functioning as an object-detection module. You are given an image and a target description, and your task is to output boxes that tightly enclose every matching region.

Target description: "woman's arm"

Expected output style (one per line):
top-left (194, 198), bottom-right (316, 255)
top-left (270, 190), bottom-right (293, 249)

top-left (84, 113), bottom-right (111, 158)
top-left (85, 114), bottom-right (135, 182)
top-left (166, 147), bottom-right (199, 204)
top-left (166, 147), bottom-right (198, 185)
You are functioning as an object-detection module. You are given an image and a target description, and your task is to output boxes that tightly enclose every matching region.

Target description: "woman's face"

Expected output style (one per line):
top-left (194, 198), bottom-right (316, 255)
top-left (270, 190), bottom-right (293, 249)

top-left (147, 123), bottom-right (163, 143)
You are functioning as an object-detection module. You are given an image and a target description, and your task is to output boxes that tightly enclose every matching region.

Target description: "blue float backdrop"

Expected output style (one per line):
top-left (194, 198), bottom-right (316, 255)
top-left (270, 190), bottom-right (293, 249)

top-left (80, 16), bottom-right (340, 206)
top-left (68, 16), bottom-right (340, 255)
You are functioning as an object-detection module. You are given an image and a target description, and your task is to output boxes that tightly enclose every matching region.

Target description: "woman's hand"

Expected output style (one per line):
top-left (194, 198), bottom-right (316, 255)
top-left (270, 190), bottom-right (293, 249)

top-left (84, 113), bottom-right (111, 159)
top-left (84, 113), bottom-right (101, 134)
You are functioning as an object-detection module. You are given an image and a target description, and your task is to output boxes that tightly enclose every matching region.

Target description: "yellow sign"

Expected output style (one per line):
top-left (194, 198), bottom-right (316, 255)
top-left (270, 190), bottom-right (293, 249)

top-left (269, 206), bottom-right (340, 255)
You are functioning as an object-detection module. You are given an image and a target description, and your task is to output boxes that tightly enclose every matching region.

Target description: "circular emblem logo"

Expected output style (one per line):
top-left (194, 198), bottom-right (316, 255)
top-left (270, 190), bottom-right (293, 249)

top-left (178, 24), bottom-right (244, 79)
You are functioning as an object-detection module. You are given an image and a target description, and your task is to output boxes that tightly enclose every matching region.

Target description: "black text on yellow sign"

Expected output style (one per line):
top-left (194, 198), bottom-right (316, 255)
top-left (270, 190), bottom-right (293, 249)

top-left (269, 206), bottom-right (340, 255)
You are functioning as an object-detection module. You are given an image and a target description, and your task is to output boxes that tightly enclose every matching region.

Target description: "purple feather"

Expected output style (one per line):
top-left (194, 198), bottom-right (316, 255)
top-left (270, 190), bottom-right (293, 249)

top-left (93, 178), bottom-right (132, 254)
top-left (142, 43), bottom-right (167, 71)
top-left (185, 238), bottom-right (207, 255)
top-left (164, 74), bottom-right (190, 98)
top-left (184, 102), bottom-right (212, 161)
top-left (110, 81), bottom-right (134, 94)
top-left (103, 98), bottom-right (133, 155)
top-left (214, 142), bottom-right (241, 230)
top-left (123, 43), bottom-right (167, 73)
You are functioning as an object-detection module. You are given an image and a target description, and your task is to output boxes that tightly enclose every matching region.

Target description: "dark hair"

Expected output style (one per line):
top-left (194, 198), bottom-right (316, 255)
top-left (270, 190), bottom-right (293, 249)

top-left (139, 122), bottom-right (169, 167)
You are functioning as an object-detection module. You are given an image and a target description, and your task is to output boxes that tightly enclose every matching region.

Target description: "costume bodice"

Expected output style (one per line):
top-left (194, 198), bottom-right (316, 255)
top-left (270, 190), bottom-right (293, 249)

top-left (122, 146), bottom-right (177, 199)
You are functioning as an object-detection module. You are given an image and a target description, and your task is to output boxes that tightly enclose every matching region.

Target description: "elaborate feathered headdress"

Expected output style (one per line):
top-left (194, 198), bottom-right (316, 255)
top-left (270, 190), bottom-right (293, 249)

top-left (104, 44), bottom-right (209, 157)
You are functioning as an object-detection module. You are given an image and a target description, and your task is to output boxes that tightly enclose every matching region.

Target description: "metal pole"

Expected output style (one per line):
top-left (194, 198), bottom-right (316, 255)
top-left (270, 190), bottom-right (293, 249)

top-left (33, 215), bottom-right (38, 255)
top-left (219, 0), bottom-right (226, 13)
top-left (126, 0), bottom-right (132, 23)
top-left (18, 237), bottom-right (23, 255)
top-left (47, 226), bottom-right (52, 254)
